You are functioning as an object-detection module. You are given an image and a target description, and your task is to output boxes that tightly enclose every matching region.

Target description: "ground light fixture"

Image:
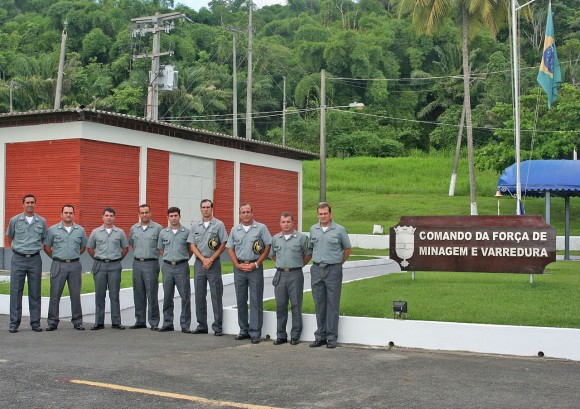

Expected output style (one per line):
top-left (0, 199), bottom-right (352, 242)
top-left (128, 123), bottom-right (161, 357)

top-left (393, 301), bottom-right (407, 319)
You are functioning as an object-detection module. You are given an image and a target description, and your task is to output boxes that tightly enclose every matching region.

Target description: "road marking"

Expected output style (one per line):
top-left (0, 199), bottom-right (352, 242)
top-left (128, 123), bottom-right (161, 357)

top-left (70, 379), bottom-right (286, 409)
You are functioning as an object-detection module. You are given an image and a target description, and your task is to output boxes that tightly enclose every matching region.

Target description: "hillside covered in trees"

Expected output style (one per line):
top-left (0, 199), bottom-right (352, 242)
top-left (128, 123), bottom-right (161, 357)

top-left (0, 0), bottom-right (578, 172)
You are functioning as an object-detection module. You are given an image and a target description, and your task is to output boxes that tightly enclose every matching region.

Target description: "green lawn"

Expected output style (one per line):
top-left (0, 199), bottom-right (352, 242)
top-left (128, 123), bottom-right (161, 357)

top-left (265, 261), bottom-right (580, 329)
top-left (302, 156), bottom-right (580, 236)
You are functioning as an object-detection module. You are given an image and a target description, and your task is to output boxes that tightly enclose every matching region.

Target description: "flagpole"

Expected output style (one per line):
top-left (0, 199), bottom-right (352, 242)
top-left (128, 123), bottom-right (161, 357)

top-left (511, 0), bottom-right (522, 215)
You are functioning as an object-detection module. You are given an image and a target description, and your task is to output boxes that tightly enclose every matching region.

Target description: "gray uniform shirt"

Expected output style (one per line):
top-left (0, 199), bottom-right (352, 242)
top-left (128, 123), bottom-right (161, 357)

top-left (187, 217), bottom-right (228, 258)
top-left (44, 223), bottom-right (87, 259)
top-left (129, 221), bottom-right (163, 259)
top-left (86, 225), bottom-right (129, 260)
top-left (6, 213), bottom-right (47, 253)
top-left (158, 225), bottom-right (190, 262)
top-left (226, 221), bottom-right (272, 261)
top-left (309, 221), bottom-right (351, 264)
top-left (269, 230), bottom-right (311, 269)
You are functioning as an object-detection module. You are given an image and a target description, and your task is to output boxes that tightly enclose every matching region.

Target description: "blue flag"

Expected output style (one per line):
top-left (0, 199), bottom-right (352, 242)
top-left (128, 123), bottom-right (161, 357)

top-left (537, 3), bottom-right (562, 108)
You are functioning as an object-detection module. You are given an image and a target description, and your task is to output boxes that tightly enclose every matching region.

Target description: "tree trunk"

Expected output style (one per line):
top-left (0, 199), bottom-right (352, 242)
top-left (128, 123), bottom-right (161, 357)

top-left (462, 5), bottom-right (478, 215)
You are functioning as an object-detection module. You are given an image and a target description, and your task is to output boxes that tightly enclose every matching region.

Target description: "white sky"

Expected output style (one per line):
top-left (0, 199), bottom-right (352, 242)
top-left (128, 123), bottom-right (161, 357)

top-left (176, 0), bottom-right (287, 11)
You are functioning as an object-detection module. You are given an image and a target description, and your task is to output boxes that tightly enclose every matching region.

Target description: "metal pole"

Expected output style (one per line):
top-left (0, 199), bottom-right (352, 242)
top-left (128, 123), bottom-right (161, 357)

top-left (564, 196), bottom-right (570, 260)
top-left (232, 30), bottom-right (238, 138)
top-left (319, 69), bottom-right (326, 203)
top-left (282, 76), bottom-right (287, 146)
top-left (54, 22), bottom-right (67, 110)
top-left (545, 191), bottom-right (551, 224)
top-left (9, 82), bottom-right (13, 113)
top-left (245, 0), bottom-right (253, 140)
top-left (449, 103), bottom-right (466, 196)
top-left (511, 0), bottom-right (522, 215)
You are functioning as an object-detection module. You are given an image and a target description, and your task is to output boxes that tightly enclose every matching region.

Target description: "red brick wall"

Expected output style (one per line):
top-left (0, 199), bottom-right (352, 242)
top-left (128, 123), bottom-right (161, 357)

top-left (5, 139), bottom-right (82, 244)
top-left (79, 140), bottom-right (140, 234)
top-left (146, 149), bottom-right (169, 225)
top-left (240, 164), bottom-right (299, 234)
top-left (214, 160), bottom-right (235, 230)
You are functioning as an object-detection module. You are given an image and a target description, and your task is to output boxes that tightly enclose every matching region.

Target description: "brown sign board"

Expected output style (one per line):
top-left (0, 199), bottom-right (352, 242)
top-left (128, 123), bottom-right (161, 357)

top-left (389, 216), bottom-right (556, 274)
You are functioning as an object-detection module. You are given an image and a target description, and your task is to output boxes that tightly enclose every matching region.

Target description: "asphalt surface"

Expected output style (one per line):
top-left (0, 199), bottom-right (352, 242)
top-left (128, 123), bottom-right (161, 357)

top-left (2, 260), bottom-right (579, 408)
top-left (1, 312), bottom-right (579, 409)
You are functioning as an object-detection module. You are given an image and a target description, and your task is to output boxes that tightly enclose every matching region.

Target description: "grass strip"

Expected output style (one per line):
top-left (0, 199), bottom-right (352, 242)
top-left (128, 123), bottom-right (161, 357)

top-left (265, 261), bottom-right (580, 328)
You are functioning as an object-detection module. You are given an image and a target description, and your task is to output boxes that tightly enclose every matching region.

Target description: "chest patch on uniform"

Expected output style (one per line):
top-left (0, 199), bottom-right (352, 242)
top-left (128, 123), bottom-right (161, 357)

top-left (208, 236), bottom-right (219, 251)
top-left (253, 239), bottom-right (264, 254)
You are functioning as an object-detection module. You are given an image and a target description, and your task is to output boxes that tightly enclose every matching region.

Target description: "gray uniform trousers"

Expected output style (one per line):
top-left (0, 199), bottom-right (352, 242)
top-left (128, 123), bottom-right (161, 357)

top-left (48, 260), bottom-right (83, 326)
top-left (193, 259), bottom-right (223, 332)
top-left (10, 253), bottom-right (42, 329)
top-left (310, 263), bottom-right (343, 343)
top-left (132, 260), bottom-right (160, 327)
top-left (93, 261), bottom-right (122, 326)
top-left (233, 266), bottom-right (264, 338)
top-left (161, 263), bottom-right (191, 329)
top-left (274, 269), bottom-right (304, 340)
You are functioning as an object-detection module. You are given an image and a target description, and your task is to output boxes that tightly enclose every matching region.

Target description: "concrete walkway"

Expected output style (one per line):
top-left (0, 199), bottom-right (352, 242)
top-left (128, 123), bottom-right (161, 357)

top-left (83, 259), bottom-right (401, 328)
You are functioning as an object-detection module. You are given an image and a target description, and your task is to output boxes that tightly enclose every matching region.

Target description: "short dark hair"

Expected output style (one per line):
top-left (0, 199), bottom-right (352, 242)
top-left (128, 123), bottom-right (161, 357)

top-left (61, 204), bottom-right (75, 213)
top-left (239, 203), bottom-right (252, 212)
top-left (280, 212), bottom-right (294, 221)
top-left (200, 199), bottom-right (213, 208)
top-left (22, 194), bottom-right (36, 204)
top-left (103, 207), bottom-right (116, 215)
top-left (167, 206), bottom-right (181, 215)
top-left (139, 204), bottom-right (150, 211)
top-left (317, 202), bottom-right (331, 213)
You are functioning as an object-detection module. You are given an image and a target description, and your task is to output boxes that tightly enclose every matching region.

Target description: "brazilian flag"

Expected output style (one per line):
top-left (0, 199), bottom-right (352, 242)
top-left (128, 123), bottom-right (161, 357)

top-left (536, 3), bottom-right (562, 109)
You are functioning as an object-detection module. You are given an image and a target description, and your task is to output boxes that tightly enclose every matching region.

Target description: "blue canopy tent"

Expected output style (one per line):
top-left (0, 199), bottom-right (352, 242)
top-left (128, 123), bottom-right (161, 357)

top-left (497, 160), bottom-right (580, 259)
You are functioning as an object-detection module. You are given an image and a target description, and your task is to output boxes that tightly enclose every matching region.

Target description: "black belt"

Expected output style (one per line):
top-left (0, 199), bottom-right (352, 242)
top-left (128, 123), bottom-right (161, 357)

top-left (134, 258), bottom-right (158, 262)
top-left (313, 262), bottom-right (339, 267)
top-left (237, 259), bottom-right (258, 264)
top-left (95, 258), bottom-right (121, 263)
top-left (164, 259), bottom-right (188, 266)
top-left (13, 251), bottom-right (40, 258)
top-left (277, 267), bottom-right (302, 272)
top-left (54, 257), bottom-right (80, 263)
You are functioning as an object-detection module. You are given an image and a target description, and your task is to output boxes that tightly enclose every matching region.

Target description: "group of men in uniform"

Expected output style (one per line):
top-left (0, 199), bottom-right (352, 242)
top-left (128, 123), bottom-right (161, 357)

top-left (6, 195), bottom-right (351, 349)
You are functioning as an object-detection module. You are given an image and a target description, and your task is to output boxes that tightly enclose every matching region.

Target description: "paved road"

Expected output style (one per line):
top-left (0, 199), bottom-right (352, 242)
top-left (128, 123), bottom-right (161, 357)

top-left (1, 311), bottom-right (579, 409)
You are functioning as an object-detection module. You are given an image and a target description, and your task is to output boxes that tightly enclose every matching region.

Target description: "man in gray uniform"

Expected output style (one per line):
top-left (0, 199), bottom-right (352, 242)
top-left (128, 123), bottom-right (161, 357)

top-left (226, 203), bottom-right (272, 344)
top-left (129, 204), bottom-right (163, 331)
top-left (86, 207), bottom-right (129, 330)
top-left (43, 204), bottom-right (87, 331)
top-left (308, 202), bottom-right (351, 349)
top-left (269, 212), bottom-right (311, 346)
top-left (6, 194), bottom-right (47, 333)
top-left (158, 207), bottom-right (193, 333)
top-left (188, 199), bottom-right (228, 336)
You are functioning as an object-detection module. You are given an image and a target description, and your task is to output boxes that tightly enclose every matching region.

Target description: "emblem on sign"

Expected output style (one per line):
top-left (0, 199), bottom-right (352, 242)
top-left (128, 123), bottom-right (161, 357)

top-left (208, 236), bottom-right (219, 251)
top-left (395, 226), bottom-right (416, 267)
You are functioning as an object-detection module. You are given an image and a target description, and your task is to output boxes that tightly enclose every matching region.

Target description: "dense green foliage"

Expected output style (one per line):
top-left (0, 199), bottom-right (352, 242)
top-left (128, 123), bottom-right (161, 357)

top-left (0, 0), bottom-right (578, 167)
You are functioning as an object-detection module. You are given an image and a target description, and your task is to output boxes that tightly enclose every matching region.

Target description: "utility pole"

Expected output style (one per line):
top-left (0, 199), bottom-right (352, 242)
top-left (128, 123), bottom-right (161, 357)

top-left (54, 21), bottom-right (68, 110)
top-left (245, 0), bottom-right (253, 140)
top-left (319, 69), bottom-right (326, 203)
top-left (131, 12), bottom-right (183, 120)
top-left (226, 27), bottom-right (243, 138)
top-left (282, 76), bottom-right (287, 146)
top-left (9, 81), bottom-right (19, 113)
